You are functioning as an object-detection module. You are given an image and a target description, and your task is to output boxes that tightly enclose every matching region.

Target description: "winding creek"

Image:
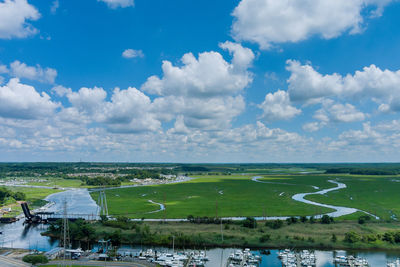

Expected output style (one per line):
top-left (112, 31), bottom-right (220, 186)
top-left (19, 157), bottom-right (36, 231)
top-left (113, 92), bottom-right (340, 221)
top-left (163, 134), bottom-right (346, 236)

top-left (252, 176), bottom-right (379, 219)
top-left (0, 176), bottom-right (394, 266)
top-left (146, 200), bottom-right (165, 214)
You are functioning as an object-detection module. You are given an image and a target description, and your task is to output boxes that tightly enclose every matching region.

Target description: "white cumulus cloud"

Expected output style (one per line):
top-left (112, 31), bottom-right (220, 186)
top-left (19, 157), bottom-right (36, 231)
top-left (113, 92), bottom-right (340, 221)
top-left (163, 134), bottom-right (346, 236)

top-left (0, 0), bottom-right (40, 39)
top-left (142, 42), bottom-right (254, 130)
top-left (0, 78), bottom-right (59, 119)
top-left (258, 90), bottom-right (301, 122)
top-left (122, 49), bottom-right (144, 59)
top-left (302, 122), bottom-right (322, 132)
top-left (303, 100), bottom-right (366, 132)
top-left (102, 87), bottom-right (160, 133)
top-left (142, 41), bottom-right (254, 97)
top-left (64, 86), bottom-right (160, 133)
top-left (231, 0), bottom-right (394, 49)
top-left (287, 60), bottom-right (400, 113)
top-left (10, 60), bottom-right (57, 84)
top-left (66, 87), bottom-right (107, 115)
top-left (314, 102), bottom-right (366, 123)
top-left (98, 0), bottom-right (134, 9)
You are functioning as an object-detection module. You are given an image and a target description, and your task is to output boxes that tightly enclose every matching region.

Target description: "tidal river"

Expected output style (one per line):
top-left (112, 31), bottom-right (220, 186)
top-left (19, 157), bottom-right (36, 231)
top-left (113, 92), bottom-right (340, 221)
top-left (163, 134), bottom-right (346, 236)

top-left (0, 188), bottom-right (97, 251)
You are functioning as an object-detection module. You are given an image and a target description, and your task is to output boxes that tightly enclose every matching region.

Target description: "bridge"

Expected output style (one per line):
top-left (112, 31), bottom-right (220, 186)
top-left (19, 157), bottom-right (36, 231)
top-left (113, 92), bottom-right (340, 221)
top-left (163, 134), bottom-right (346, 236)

top-left (20, 203), bottom-right (96, 223)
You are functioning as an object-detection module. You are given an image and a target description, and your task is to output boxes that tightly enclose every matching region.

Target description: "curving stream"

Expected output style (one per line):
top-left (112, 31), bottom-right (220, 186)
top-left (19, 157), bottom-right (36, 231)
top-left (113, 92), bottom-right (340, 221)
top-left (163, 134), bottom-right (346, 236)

top-left (146, 200), bottom-right (165, 214)
top-left (253, 176), bottom-right (379, 219)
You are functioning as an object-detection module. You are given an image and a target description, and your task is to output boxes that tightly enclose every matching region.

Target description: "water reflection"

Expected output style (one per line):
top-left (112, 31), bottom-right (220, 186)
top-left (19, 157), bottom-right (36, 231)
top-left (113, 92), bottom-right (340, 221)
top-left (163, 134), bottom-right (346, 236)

top-left (0, 188), bottom-right (98, 250)
top-left (111, 246), bottom-right (400, 267)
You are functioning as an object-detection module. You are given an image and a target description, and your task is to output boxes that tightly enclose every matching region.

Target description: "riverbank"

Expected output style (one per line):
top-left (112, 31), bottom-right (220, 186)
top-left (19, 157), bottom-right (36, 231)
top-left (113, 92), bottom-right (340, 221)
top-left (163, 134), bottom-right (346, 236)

top-left (41, 219), bottom-right (400, 251)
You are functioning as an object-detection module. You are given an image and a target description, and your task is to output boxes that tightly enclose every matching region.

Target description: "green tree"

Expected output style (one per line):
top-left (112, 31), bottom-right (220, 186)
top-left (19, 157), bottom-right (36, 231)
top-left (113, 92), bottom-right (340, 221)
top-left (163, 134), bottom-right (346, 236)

top-left (13, 191), bottom-right (26, 201)
top-left (344, 232), bottom-right (360, 243)
top-left (321, 215), bottom-right (333, 224)
top-left (242, 217), bottom-right (257, 228)
top-left (331, 234), bottom-right (337, 243)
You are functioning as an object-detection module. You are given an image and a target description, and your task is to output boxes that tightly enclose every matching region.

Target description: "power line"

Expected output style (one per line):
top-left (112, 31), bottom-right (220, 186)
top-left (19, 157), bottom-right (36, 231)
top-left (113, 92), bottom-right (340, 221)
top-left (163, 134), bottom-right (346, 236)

top-left (60, 199), bottom-right (70, 267)
top-left (97, 188), bottom-right (109, 217)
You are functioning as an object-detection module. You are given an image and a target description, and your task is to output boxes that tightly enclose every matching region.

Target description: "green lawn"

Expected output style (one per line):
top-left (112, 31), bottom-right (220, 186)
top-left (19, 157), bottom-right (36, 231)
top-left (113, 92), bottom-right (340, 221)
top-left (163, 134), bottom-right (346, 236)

top-left (91, 175), bottom-right (336, 219)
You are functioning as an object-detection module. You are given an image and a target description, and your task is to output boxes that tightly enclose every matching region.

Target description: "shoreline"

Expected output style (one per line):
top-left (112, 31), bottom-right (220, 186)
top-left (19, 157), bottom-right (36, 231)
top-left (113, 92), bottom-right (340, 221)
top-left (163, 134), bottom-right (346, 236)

top-left (40, 220), bottom-right (400, 252)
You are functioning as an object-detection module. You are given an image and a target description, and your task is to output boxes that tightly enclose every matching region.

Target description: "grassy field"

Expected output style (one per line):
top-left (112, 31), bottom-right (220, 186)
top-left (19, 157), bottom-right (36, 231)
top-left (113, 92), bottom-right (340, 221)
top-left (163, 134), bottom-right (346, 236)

top-left (91, 220), bottom-right (400, 250)
top-left (90, 173), bottom-right (400, 221)
top-left (0, 186), bottom-right (61, 217)
top-left (27, 178), bottom-right (84, 188)
top-left (91, 175), bottom-right (336, 219)
top-left (242, 168), bottom-right (324, 174)
top-left (7, 186), bottom-right (61, 207)
top-left (4, 171), bottom-right (399, 222)
top-left (305, 175), bottom-right (400, 220)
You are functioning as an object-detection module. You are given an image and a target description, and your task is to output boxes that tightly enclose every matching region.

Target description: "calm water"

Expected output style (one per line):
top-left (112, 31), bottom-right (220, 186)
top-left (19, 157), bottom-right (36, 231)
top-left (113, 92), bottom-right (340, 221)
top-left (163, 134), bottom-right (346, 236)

top-left (114, 246), bottom-right (400, 267)
top-left (0, 188), bottom-right (399, 266)
top-left (0, 188), bottom-right (98, 250)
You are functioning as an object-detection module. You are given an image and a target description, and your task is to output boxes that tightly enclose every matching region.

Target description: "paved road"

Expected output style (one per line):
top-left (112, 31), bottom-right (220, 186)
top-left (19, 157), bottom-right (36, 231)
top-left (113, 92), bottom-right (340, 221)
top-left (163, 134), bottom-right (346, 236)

top-left (42, 260), bottom-right (155, 267)
top-left (0, 255), bottom-right (30, 267)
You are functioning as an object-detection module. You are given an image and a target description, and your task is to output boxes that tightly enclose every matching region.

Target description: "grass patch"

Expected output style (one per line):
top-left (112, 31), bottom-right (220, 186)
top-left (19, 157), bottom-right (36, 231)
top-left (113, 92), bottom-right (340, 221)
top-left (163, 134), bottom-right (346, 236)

top-left (91, 175), bottom-right (335, 219)
top-left (6, 186), bottom-right (61, 208)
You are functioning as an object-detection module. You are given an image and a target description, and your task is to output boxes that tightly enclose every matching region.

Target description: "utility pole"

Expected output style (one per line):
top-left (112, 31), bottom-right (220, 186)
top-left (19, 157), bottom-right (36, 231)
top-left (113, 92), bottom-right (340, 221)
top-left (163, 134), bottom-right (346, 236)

top-left (97, 188), bottom-right (109, 217)
top-left (220, 218), bottom-right (224, 242)
top-left (216, 199), bottom-right (218, 218)
top-left (172, 235), bottom-right (175, 254)
top-left (263, 206), bottom-right (266, 220)
top-left (60, 199), bottom-right (70, 267)
top-left (163, 193), bottom-right (166, 223)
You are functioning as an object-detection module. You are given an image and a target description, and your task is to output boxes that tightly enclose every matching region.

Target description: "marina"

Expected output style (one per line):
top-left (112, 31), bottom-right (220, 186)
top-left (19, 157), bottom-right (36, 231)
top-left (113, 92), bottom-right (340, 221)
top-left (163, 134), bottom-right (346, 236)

top-left (278, 249), bottom-right (316, 267)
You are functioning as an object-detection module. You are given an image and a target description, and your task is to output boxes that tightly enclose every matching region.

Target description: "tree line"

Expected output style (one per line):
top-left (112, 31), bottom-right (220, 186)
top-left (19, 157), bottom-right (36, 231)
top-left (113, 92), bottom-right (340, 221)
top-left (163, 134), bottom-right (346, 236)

top-left (0, 187), bottom-right (26, 204)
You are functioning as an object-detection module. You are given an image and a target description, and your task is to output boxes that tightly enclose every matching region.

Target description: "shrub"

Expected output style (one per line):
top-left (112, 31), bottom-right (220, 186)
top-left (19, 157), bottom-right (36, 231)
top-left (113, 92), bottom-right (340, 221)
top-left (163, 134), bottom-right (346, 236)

top-left (320, 215), bottom-right (334, 224)
top-left (362, 234), bottom-right (377, 243)
top-left (383, 232), bottom-right (395, 243)
top-left (242, 217), bottom-right (257, 228)
top-left (331, 234), bottom-right (337, 243)
top-left (259, 234), bottom-right (271, 242)
top-left (266, 220), bottom-right (283, 229)
top-left (344, 231), bottom-right (360, 243)
top-left (358, 215), bottom-right (371, 224)
top-left (22, 255), bottom-right (49, 264)
top-left (100, 215), bottom-right (108, 222)
top-left (286, 217), bottom-right (298, 225)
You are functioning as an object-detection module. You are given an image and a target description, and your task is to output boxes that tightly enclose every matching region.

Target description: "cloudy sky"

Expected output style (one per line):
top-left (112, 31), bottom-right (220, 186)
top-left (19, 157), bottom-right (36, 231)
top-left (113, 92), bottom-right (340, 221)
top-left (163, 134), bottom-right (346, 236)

top-left (1, 0), bottom-right (400, 162)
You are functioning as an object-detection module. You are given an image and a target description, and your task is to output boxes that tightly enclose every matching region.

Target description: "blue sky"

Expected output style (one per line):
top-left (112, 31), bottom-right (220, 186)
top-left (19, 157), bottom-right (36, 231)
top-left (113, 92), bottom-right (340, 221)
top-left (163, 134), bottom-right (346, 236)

top-left (1, 0), bottom-right (400, 162)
